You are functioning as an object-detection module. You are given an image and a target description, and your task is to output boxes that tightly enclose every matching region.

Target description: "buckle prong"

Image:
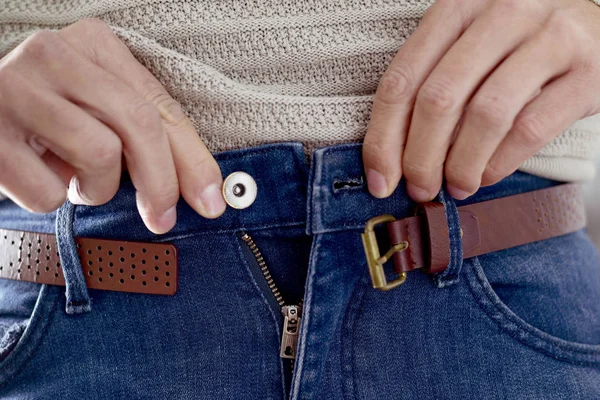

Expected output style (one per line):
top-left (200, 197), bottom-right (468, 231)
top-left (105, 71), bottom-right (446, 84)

top-left (361, 215), bottom-right (408, 291)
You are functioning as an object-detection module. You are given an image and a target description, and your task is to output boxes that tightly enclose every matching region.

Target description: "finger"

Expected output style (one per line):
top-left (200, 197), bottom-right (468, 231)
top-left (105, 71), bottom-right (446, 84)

top-left (161, 113), bottom-right (225, 219)
top-left (364, 0), bottom-right (483, 198)
top-left (482, 72), bottom-right (589, 186)
top-left (402, 1), bottom-right (542, 202)
top-left (43, 28), bottom-right (181, 232)
top-left (0, 140), bottom-right (66, 213)
top-left (60, 19), bottom-right (226, 219)
top-left (17, 131), bottom-right (74, 187)
top-left (4, 73), bottom-right (123, 207)
top-left (28, 135), bottom-right (77, 185)
top-left (41, 152), bottom-right (77, 185)
top-left (444, 21), bottom-right (574, 199)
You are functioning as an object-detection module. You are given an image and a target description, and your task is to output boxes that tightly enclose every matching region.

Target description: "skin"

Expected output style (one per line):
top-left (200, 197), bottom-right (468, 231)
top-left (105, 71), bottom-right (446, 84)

top-left (363, 0), bottom-right (600, 202)
top-left (0, 19), bottom-right (226, 234)
top-left (2, 2), bottom-right (599, 234)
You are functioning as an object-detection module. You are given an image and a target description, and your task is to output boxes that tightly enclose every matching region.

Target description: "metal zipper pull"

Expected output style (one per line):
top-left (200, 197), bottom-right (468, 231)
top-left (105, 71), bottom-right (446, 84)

top-left (280, 305), bottom-right (302, 359)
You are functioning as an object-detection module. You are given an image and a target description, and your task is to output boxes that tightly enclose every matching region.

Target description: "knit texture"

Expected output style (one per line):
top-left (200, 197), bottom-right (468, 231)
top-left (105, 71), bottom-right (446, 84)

top-left (1, 0), bottom-right (599, 191)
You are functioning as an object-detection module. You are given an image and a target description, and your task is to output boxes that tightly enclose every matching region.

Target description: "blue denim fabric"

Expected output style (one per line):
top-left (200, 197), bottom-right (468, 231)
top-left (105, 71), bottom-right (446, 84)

top-left (0, 143), bottom-right (599, 399)
top-left (56, 201), bottom-right (92, 315)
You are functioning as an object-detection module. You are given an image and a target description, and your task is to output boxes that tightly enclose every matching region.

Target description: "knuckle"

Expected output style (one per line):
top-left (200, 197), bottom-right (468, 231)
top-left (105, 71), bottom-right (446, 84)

top-left (178, 152), bottom-right (218, 183)
top-left (128, 100), bottom-right (162, 134)
top-left (76, 17), bottom-right (111, 32)
top-left (545, 9), bottom-right (582, 41)
top-left (376, 65), bottom-right (415, 106)
top-left (445, 163), bottom-right (479, 192)
top-left (495, 0), bottom-right (528, 13)
top-left (187, 153), bottom-right (217, 176)
top-left (72, 18), bottom-right (121, 60)
top-left (180, 157), bottom-right (221, 197)
top-left (426, 0), bottom-right (471, 27)
top-left (467, 95), bottom-right (512, 131)
top-left (482, 160), bottom-right (506, 186)
top-left (84, 137), bottom-right (122, 171)
top-left (20, 30), bottom-right (61, 60)
top-left (362, 139), bottom-right (402, 175)
top-left (417, 79), bottom-right (458, 117)
top-left (151, 181), bottom-right (180, 212)
top-left (30, 187), bottom-right (67, 214)
top-left (513, 114), bottom-right (546, 147)
top-left (362, 138), bottom-right (388, 160)
top-left (46, 101), bottom-right (87, 133)
top-left (148, 88), bottom-right (188, 128)
top-left (402, 157), bottom-right (435, 182)
top-left (434, 0), bottom-right (459, 12)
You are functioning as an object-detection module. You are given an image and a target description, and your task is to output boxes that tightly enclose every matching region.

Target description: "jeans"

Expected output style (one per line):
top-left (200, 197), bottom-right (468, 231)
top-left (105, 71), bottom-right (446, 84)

top-left (0, 143), bottom-right (599, 399)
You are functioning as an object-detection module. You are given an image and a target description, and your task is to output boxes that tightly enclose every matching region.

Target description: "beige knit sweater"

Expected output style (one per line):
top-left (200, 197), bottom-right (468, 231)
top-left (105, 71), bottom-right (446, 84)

top-left (1, 0), bottom-right (600, 185)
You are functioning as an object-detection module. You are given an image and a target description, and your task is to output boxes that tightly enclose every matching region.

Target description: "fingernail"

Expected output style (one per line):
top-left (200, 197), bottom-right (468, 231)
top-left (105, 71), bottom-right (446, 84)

top-left (155, 205), bottom-right (177, 233)
top-left (28, 136), bottom-right (48, 156)
top-left (446, 184), bottom-right (471, 200)
top-left (366, 169), bottom-right (389, 198)
top-left (406, 182), bottom-right (430, 203)
top-left (68, 176), bottom-right (92, 205)
top-left (199, 183), bottom-right (226, 218)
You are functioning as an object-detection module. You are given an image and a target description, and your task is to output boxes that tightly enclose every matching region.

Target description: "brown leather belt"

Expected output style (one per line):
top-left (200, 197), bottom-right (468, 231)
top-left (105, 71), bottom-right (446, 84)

top-left (0, 229), bottom-right (177, 295)
top-left (0, 184), bottom-right (586, 295)
top-left (362, 183), bottom-right (586, 291)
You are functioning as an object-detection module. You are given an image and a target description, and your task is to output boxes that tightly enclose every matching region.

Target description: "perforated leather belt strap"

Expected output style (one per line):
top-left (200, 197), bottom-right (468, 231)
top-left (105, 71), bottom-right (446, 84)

top-left (386, 183), bottom-right (586, 275)
top-left (0, 230), bottom-right (177, 295)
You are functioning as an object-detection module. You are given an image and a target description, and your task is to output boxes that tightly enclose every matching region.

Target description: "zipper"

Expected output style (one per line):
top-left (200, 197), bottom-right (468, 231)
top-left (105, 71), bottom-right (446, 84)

top-left (241, 233), bottom-right (303, 376)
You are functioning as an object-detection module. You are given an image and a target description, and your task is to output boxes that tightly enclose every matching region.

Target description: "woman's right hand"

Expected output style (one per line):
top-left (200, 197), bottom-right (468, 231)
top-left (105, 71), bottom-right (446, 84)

top-left (0, 18), bottom-right (226, 234)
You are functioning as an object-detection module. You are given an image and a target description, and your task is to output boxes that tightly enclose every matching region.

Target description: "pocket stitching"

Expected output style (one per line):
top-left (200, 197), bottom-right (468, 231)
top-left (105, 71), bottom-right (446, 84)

top-left (0, 284), bottom-right (60, 388)
top-left (464, 256), bottom-right (600, 366)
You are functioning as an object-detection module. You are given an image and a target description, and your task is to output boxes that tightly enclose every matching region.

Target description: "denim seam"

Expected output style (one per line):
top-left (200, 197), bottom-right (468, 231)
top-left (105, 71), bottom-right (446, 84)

top-left (233, 233), bottom-right (287, 398)
top-left (0, 285), bottom-right (60, 389)
top-left (308, 143), bottom-right (363, 235)
top-left (306, 153), bottom-right (324, 236)
top-left (345, 266), bottom-right (371, 400)
top-left (465, 256), bottom-right (600, 365)
top-left (290, 235), bottom-right (322, 400)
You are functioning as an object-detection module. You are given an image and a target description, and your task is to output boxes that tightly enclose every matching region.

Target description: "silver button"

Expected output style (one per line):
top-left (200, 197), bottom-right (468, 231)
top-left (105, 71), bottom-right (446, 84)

top-left (223, 171), bottom-right (258, 209)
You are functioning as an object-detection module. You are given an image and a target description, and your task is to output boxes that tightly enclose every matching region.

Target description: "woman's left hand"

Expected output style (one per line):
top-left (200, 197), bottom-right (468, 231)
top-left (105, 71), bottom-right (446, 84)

top-left (363, 0), bottom-right (600, 201)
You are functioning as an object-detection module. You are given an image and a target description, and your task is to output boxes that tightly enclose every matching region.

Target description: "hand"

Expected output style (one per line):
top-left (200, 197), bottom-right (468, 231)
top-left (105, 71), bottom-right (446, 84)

top-left (0, 18), bottom-right (226, 234)
top-left (363, 0), bottom-right (600, 201)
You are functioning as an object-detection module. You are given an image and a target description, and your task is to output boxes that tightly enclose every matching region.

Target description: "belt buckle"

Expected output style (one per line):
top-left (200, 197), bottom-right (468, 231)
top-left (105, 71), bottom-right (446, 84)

top-left (361, 215), bottom-right (408, 291)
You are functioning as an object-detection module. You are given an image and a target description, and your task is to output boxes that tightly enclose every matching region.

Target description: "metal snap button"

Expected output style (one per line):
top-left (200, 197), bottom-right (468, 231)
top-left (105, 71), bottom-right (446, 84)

top-left (223, 171), bottom-right (258, 209)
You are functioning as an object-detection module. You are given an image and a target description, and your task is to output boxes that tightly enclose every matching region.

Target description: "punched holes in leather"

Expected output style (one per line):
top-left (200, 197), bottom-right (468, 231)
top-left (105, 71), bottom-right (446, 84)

top-left (0, 228), bottom-right (177, 295)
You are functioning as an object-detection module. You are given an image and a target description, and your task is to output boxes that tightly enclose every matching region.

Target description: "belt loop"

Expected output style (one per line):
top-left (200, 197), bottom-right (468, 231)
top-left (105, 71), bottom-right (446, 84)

top-left (56, 200), bottom-right (91, 314)
top-left (432, 187), bottom-right (463, 288)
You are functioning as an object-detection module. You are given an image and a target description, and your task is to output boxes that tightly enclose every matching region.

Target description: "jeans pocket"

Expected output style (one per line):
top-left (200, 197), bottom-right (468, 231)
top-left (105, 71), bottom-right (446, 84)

top-left (464, 229), bottom-right (600, 365)
top-left (0, 280), bottom-right (59, 386)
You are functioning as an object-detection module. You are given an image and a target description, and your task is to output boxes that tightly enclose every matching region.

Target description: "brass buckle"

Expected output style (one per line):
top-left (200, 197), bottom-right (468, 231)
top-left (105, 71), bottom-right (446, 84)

top-left (361, 215), bottom-right (408, 291)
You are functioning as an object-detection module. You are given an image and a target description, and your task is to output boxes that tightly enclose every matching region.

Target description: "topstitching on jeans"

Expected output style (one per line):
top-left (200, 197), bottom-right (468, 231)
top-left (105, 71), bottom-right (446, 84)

top-left (465, 256), bottom-right (600, 366)
top-left (55, 201), bottom-right (91, 314)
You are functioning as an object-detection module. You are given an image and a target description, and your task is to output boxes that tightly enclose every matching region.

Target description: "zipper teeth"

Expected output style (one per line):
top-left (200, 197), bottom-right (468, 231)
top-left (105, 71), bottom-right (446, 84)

top-left (241, 233), bottom-right (286, 307)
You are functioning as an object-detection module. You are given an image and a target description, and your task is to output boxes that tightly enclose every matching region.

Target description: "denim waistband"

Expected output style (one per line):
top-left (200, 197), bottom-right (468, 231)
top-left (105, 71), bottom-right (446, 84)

top-left (0, 142), bottom-right (562, 242)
